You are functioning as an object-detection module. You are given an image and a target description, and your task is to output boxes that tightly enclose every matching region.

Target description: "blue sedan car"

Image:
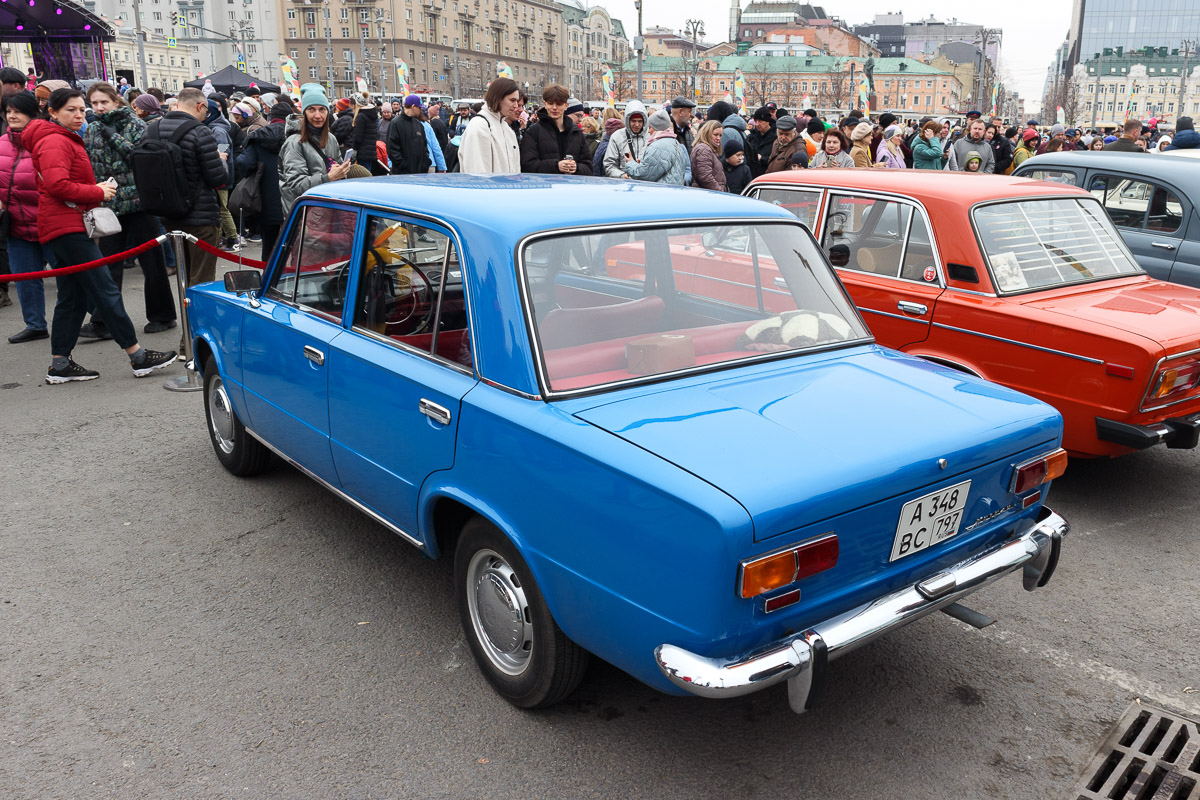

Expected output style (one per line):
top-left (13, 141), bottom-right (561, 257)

top-left (188, 175), bottom-right (1069, 713)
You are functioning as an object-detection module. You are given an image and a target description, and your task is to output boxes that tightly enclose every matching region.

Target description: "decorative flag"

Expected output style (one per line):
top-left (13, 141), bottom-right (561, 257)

top-left (356, 76), bottom-right (369, 96)
top-left (279, 56), bottom-right (301, 100)
top-left (1056, 105), bottom-right (1065, 125)
top-left (990, 83), bottom-right (998, 118)
top-left (723, 91), bottom-right (732, 103)
top-left (1124, 81), bottom-right (1138, 120)
top-left (497, 61), bottom-right (513, 79)
top-left (733, 68), bottom-right (745, 114)
top-left (601, 65), bottom-right (615, 107)
top-left (857, 73), bottom-right (870, 107)
top-left (395, 58), bottom-right (410, 96)
top-left (801, 93), bottom-right (811, 110)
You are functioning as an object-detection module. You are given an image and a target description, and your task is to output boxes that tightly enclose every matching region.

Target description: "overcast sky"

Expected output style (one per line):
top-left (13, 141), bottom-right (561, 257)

top-left (602, 0), bottom-right (1072, 112)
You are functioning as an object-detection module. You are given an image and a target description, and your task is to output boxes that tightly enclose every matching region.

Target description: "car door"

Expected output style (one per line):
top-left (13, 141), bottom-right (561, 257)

top-left (240, 203), bottom-right (360, 486)
top-left (326, 212), bottom-right (478, 538)
top-left (1086, 172), bottom-right (1188, 283)
top-left (819, 192), bottom-right (944, 349)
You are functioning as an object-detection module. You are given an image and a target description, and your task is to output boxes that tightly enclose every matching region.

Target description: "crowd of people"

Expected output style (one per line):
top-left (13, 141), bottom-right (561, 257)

top-left (3, 68), bottom-right (1196, 384)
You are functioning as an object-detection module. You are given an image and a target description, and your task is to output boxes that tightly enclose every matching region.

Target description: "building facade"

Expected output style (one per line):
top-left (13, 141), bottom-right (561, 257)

top-left (1068, 0), bottom-right (1200, 69)
top-left (560, 1), bottom-right (630, 100)
top-left (1070, 50), bottom-right (1200, 127)
top-left (281, 0), bottom-right (566, 101)
top-left (84, 0), bottom-right (282, 85)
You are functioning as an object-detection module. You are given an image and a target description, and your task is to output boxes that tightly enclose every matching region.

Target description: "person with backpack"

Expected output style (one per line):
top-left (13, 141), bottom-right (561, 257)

top-left (23, 88), bottom-right (177, 383)
top-left (133, 86), bottom-right (229, 293)
top-left (81, 81), bottom-right (177, 335)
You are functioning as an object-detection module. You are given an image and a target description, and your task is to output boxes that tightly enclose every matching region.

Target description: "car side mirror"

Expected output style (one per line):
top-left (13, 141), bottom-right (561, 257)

top-left (224, 270), bottom-right (262, 296)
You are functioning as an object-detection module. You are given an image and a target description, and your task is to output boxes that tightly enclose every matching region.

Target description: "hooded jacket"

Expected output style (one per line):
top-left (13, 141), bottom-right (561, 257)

top-left (279, 115), bottom-right (341, 216)
top-left (386, 111), bottom-right (431, 174)
top-left (235, 118), bottom-right (287, 224)
top-left (0, 126), bottom-right (42, 241)
top-left (623, 128), bottom-right (687, 185)
top-left (347, 105), bottom-right (382, 174)
top-left (81, 105), bottom-right (146, 217)
top-left (519, 106), bottom-right (593, 174)
top-left (1164, 129), bottom-right (1200, 151)
top-left (602, 100), bottom-right (649, 178)
top-left (22, 118), bottom-right (105, 243)
top-left (155, 110), bottom-right (229, 226)
top-left (458, 105), bottom-right (521, 174)
top-left (720, 114), bottom-right (747, 155)
top-left (912, 135), bottom-right (944, 170)
top-left (205, 100), bottom-right (235, 183)
top-left (991, 134), bottom-right (1015, 173)
top-left (949, 133), bottom-right (995, 173)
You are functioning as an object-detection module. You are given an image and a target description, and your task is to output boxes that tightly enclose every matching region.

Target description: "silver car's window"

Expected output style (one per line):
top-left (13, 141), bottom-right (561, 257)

top-left (972, 198), bottom-right (1142, 293)
top-left (521, 222), bottom-right (870, 394)
top-left (1088, 174), bottom-right (1184, 233)
top-left (1025, 169), bottom-right (1079, 185)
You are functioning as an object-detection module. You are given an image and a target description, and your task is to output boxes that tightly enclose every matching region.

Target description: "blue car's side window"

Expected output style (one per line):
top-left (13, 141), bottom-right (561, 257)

top-left (353, 214), bottom-right (472, 370)
top-left (264, 205), bottom-right (359, 322)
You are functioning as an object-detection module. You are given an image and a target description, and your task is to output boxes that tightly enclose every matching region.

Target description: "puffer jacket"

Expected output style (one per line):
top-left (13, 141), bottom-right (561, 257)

top-left (154, 111), bottom-right (229, 226)
top-left (347, 105), bottom-right (381, 174)
top-left (721, 114), bottom-right (747, 154)
top-left (913, 135), bottom-right (944, 170)
top-left (1164, 129), bottom-right (1200, 151)
top-left (331, 108), bottom-right (355, 151)
top-left (0, 126), bottom-right (41, 241)
top-left (690, 140), bottom-right (726, 191)
top-left (81, 105), bottom-right (146, 217)
top-left (623, 130), bottom-right (687, 185)
top-left (22, 118), bottom-right (105, 243)
top-left (236, 118), bottom-right (287, 224)
top-left (279, 115), bottom-right (340, 216)
top-left (602, 100), bottom-right (650, 178)
top-left (519, 106), bottom-right (593, 174)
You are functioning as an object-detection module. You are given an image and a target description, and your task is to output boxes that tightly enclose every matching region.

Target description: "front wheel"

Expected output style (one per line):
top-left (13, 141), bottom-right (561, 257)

top-left (454, 517), bottom-right (589, 708)
top-left (203, 356), bottom-right (272, 477)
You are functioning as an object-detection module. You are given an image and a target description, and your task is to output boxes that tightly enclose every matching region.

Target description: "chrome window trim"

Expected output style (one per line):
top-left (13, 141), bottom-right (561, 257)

top-left (1139, 346), bottom-right (1200, 413)
top-left (245, 426), bottom-right (425, 551)
top-left (513, 216), bottom-right (873, 400)
top-left (346, 324), bottom-right (476, 377)
top-left (930, 321), bottom-right (1105, 365)
top-left (967, 195), bottom-right (1146, 298)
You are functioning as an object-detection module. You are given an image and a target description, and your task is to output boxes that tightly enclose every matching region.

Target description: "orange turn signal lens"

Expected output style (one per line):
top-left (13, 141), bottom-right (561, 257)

top-left (739, 534), bottom-right (839, 599)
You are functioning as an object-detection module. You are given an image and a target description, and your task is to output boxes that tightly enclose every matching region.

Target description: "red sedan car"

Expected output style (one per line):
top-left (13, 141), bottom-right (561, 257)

top-left (726, 170), bottom-right (1200, 458)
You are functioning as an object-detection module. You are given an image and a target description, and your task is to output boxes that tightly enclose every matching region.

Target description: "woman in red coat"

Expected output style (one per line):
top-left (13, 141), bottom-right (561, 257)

top-left (23, 88), bottom-right (177, 383)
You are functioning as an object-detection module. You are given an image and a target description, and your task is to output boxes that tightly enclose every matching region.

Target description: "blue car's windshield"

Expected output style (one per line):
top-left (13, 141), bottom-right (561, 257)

top-left (520, 222), bottom-right (871, 394)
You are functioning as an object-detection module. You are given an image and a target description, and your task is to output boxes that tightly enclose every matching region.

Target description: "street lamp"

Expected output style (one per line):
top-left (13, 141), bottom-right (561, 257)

top-left (634, 0), bottom-right (643, 102)
top-left (684, 18), bottom-right (704, 98)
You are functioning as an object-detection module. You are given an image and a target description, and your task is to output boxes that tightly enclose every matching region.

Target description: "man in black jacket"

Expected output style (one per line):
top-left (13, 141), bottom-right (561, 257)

top-left (330, 97), bottom-right (355, 154)
top-left (745, 107), bottom-right (777, 179)
top-left (387, 94), bottom-right (431, 174)
top-left (157, 87), bottom-right (230, 290)
top-left (519, 83), bottom-right (593, 175)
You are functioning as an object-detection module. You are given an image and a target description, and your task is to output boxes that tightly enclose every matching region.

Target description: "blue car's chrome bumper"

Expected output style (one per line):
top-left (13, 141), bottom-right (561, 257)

top-left (655, 506), bottom-right (1069, 714)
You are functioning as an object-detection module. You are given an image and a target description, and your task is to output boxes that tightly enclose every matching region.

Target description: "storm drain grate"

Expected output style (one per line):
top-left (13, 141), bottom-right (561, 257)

top-left (1073, 702), bottom-right (1200, 800)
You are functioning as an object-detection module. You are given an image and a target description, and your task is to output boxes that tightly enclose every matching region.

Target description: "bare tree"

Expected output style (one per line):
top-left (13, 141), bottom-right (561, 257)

top-left (818, 58), bottom-right (850, 111)
top-left (744, 57), bottom-right (773, 108)
top-left (610, 62), bottom-right (636, 102)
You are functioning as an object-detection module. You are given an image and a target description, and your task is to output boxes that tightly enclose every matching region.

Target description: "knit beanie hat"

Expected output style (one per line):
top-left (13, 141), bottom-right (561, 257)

top-left (851, 121), bottom-right (873, 142)
top-left (1178, 116), bottom-right (1195, 132)
top-left (722, 138), bottom-right (744, 159)
top-left (270, 102), bottom-right (292, 121)
top-left (647, 109), bottom-right (672, 132)
top-left (335, 97), bottom-right (352, 112)
top-left (806, 117), bottom-right (826, 136)
top-left (790, 149), bottom-right (810, 168)
top-left (301, 85), bottom-right (330, 111)
top-left (243, 97), bottom-right (262, 115)
top-left (603, 117), bottom-right (623, 134)
top-left (132, 93), bottom-right (161, 114)
top-left (345, 164), bottom-right (373, 179)
top-left (879, 112), bottom-right (897, 130)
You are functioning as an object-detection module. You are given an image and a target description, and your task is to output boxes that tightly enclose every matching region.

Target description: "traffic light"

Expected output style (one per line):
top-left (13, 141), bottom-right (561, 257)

top-left (170, 11), bottom-right (177, 26)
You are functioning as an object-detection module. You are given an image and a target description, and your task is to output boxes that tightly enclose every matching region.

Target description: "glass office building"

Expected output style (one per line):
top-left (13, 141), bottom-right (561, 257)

top-left (1070, 0), bottom-right (1200, 65)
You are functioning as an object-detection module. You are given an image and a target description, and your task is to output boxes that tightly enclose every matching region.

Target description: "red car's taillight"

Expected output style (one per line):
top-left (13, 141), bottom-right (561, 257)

top-left (739, 534), bottom-right (839, 599)
top-left (1146, 361), bottom-right (1200, 406)
top-left (1011, 449), bottom-right (1068, 495)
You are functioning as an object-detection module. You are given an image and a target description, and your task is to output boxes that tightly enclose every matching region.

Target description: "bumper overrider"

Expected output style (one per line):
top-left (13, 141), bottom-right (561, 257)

top-left (655, 506), bottom-right (1069, 714)
top-left (1096, 412), bottom-right (1200, 450)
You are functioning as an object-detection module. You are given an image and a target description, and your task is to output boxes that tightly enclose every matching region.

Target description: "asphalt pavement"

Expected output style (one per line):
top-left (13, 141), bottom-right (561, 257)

top-left (2, 254), bottom-right (1198, 799)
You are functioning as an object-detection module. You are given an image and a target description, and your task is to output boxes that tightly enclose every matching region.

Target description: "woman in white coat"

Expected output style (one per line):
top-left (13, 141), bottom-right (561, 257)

top-left (458, 78), bottom-right (522, 175)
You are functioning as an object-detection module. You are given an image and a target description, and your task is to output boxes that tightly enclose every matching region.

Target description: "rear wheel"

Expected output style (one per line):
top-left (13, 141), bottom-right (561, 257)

top-left (454, 517), bottom-right (588, 708)
top-left (203, 356), bottom-right (272, 477)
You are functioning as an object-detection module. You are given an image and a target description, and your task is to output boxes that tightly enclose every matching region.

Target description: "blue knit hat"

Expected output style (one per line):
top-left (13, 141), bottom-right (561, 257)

top-left (300, 83), bottom-right (330, 111)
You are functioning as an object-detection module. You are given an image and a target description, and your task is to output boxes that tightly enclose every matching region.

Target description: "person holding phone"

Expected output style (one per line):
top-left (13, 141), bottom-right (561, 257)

top-left (520, 83), bottom-right (593, 175)
top-left (280, 84), bottom-right (352, 216)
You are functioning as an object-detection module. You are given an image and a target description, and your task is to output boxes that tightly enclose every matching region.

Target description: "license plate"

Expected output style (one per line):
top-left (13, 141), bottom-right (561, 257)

top-left (890, 480), bottom-right (971, 562)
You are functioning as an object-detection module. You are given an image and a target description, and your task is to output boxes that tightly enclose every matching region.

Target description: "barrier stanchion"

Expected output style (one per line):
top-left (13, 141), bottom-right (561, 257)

top-left (163, 231), bottom-right (203, 393)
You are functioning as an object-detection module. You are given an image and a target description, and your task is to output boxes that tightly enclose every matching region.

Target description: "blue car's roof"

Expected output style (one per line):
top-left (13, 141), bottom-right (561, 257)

top-left (303, 174), bottom-right (796, 237)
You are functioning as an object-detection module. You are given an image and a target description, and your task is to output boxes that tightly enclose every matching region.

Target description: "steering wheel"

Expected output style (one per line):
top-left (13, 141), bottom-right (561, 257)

top-left (367, 246), bottom-right (435, 335)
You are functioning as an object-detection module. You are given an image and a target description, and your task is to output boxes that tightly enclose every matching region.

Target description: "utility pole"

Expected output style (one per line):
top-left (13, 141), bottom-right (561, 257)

top-left (376, 9), bottom-right (388, 96)
top-left (634, 0), bottom-right (643, 102)
top-left (130, 0), bottom-right (150, 88)
top-left (685, 18), bottom-right (704, 98)
top-left (323, 0), bottom-right (335, 95)
top-left (358, 13), bottom-right (369, 89)
top-left (1090, 48), bottom-right (1104, 129)
top-left (1179, 39), bottom-right (1195, 117)
top-left (453, 39), bottom-right (459, 97)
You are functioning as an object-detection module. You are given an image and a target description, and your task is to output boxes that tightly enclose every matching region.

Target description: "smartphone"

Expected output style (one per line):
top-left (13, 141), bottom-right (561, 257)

top-left (564, 154), bottom-right (574, 161)
top-left (217, 143), bottom-right (229, 154)
top-left (343, 149), bottom-right (357, 164)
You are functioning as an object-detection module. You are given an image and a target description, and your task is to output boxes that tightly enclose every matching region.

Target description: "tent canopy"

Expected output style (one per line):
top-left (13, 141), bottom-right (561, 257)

top-left (0, 0), bottom-right (113, 42)
top-left (184, 65), bottom-right (280, 95)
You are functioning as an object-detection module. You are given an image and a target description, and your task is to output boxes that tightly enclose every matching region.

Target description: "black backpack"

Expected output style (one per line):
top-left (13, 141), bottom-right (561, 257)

top-left (131, 118), bottom-right (201, 218)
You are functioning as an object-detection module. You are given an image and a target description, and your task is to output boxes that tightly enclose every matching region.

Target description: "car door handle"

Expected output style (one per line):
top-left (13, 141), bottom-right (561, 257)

top-left (303, 345), bottom-right (325, 366)
top-left (419, 398), bottom-right (452, 426)
top-left (898, 301), bottom-right (928, 316)
top-left (1151, 242), bottom-right (1177, 251)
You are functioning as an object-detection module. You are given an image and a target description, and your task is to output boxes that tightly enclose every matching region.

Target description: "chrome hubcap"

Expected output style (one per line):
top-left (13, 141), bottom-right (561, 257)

top-left (207, 377), bottom-right (236, 455)
top-left (466, 549), bottom-right (532, 676)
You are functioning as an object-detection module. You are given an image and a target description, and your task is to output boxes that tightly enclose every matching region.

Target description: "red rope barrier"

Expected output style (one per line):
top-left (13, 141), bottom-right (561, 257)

top-left (189, 237), bottom-right (267, 269)
top-left (0, 235), bottom-right (168, 283)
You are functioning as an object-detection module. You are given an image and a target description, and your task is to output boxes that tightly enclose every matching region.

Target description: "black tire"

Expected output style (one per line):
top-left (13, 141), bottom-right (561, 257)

top-left (202, 356), bottom-right (272, 477)
top-left (454, 517), bottom-right (589, 708)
